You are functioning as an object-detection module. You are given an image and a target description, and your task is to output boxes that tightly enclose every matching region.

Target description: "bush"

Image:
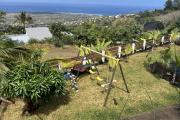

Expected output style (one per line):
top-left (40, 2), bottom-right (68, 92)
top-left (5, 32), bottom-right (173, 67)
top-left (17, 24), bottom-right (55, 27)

top-left (0, 51), bottom-right (66, 114)
top-left (28, 39), bottom-right (40, 44)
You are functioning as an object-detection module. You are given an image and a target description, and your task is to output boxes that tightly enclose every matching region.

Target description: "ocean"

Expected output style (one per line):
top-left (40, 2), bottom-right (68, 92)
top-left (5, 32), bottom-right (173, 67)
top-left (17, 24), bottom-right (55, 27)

top-left (0, 3), bottom-right (164, 16)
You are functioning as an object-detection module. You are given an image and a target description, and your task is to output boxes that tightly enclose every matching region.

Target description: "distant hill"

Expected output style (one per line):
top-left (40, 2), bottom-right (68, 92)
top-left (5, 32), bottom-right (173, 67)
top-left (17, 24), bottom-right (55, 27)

top-left (154, 10), bottom-right (180, 24)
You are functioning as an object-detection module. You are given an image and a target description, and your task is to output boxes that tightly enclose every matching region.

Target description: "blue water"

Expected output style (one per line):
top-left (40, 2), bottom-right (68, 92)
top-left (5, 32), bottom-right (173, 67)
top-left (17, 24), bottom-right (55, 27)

top-left (0, 3), bottom-right (164, 15)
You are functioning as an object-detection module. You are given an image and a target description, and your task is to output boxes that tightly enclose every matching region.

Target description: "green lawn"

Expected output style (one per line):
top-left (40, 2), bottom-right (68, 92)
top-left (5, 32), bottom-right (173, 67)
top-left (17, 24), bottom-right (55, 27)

top-left (1, 46), bottom-right (180, 120)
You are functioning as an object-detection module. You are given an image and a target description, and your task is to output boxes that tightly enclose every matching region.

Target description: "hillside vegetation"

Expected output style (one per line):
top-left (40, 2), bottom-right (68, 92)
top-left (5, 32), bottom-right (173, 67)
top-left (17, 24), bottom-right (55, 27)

top-left (1, 46), bottom-right (180, 120)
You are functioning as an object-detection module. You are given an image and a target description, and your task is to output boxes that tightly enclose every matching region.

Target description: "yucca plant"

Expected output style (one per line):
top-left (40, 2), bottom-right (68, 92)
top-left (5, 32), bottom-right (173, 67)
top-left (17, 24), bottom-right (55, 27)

top-left (0, 51), bottom-right (66, 114)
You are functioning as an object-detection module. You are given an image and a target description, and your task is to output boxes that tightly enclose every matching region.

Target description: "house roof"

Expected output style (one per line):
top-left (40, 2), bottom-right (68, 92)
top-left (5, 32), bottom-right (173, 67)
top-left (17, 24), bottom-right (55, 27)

top-left (25, 27), bottom-right (52, 40)
top-left (7, 34), bottom-right (30, 43)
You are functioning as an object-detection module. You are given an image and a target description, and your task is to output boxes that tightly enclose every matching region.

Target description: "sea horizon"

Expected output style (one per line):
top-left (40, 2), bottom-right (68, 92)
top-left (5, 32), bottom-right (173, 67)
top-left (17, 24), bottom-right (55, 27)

top-left (0, 2), bottom-right (164, 16)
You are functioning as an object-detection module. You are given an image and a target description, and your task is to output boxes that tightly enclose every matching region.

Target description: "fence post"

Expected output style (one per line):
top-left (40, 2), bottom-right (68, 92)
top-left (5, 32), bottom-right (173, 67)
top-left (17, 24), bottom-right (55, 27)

top-left (143, 39), bottom-right (146, 50)
top-left (132, 42), bottom-right (136, 54)
top-left (118, 46), bottom-right (122, 58)
top-left (102, 50), bottom-right (105, 63)
top-left (161, 36), bottom-right (165, 45)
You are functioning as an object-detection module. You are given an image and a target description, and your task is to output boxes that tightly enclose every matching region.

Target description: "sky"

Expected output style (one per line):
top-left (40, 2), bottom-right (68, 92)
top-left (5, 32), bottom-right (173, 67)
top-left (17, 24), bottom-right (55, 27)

top-left (0, 0), bottom-right (166, 7)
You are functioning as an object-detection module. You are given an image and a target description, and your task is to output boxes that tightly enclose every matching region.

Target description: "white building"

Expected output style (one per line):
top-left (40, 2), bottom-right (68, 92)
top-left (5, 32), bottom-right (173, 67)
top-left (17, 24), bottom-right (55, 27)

top-left (8, 27), bottom-right (52, 43)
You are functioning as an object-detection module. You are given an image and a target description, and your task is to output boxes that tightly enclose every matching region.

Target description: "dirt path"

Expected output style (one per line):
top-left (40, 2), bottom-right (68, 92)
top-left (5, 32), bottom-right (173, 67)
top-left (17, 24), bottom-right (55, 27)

top-left (124, 104), bottom-right (180, 120)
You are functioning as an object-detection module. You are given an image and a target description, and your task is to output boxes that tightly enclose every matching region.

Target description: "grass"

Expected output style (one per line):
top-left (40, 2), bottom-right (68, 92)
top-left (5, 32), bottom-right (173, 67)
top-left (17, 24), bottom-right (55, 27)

top-left (1, 46), bottom-right (180, 120)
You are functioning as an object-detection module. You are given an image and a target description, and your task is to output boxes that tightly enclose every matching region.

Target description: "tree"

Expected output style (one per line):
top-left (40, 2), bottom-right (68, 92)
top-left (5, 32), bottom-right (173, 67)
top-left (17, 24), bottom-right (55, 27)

top-left (49, 22), bottom-right (66, 47)
top-left (174, 0), bottom-right (180, 9)
top-left (14, 11), bottom-right (33, 29)
top-left (0, 51), bottom-right (66, 114)
top-left (165, 0), bottom-right (173, 10)
top-left (0, 10), bottom-right (5, 25)
top-left (0, 10), bottom-right (6, 36)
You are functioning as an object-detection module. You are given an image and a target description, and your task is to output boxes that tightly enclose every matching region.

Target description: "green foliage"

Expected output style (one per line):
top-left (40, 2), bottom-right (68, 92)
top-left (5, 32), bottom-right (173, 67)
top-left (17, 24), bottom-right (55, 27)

top-left (6, 25), bottom-right (25, 34)
top-left (170, 29), bottom-right (180, 42)
top-left (14, 11), bottom-right (33, 28)
top-left (148, 30), bottom-right (161, 41)
top-left (0, 37), bottom-right (31, 82)
top-left (91, 39), bottom-right (112, 52)
top-left (28, 39), bottom-right (40, 44)
top-left (49, 22), bottom-right (67, 47)
top-left (0, 51), bottom-right (66, 104)
top-left (165, 0), bottom-right (173, 10)
top-left (0, 10), bottom-right (6, 25)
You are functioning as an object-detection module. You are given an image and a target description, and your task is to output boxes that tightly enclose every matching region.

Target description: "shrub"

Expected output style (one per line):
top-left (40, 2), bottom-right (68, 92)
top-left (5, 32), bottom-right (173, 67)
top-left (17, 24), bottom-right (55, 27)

top-left (0, 51), bottom-right (66, 114)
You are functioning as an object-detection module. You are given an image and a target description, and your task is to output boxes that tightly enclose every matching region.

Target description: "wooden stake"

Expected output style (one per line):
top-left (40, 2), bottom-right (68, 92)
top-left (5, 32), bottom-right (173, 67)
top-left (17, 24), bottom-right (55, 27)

top-left (103, 64), bottom-right (117, 107)
top-left (119, 62), bottom-right (130, 93)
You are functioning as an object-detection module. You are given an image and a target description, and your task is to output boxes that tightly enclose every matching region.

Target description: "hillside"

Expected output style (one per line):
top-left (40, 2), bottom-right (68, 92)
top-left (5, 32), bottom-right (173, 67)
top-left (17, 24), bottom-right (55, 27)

top-left (155, 10), bottom-right (180, 24)
top-left (1, 45), bottom-right (180, 120)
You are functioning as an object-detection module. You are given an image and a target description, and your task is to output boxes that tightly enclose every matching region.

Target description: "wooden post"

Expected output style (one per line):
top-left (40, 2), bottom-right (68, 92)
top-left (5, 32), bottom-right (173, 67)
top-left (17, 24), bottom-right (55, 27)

top-left (102, 50), bottom-right (105, 63)
top-left (82, 48), bottom-right (100, 75)
top-left (82, 57), bottom-right (87, 65)
top-left (119, 62), bottom-right (130, 93)
top-left (118, 46), bottom-right (122, 58)
top-left (58, 63), bottom-right (62, 70)
top-left (103, 63), bottom-right (117, 107)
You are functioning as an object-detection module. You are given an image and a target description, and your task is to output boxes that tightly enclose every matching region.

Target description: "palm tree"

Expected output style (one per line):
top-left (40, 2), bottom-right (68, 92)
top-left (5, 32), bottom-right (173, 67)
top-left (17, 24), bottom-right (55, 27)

top-left (148, 30), bottom-right (161, 51)
top-left (14, 11), bottom-right (33, 28)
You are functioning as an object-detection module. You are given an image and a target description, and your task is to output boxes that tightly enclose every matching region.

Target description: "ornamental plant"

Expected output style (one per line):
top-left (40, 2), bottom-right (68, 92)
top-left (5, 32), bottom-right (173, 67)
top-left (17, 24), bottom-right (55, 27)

top-left (0, 51), bottom-right (66, 114)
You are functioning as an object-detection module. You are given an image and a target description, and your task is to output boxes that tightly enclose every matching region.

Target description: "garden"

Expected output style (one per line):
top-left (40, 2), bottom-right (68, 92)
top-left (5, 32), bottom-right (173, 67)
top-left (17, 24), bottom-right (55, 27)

top-left (0, 7), bottom-right (180, 120)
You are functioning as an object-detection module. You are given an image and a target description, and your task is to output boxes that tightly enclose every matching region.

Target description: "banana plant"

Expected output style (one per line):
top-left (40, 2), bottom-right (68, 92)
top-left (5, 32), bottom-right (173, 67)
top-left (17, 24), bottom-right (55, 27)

top-left (170, 29), bottom-right (180, 43)
top-left (148, 30), bottom-right (161, 51)
top-left (91, 39), bottom-right (112, 52)
top-left (139, 32), bottom-right (151, 50)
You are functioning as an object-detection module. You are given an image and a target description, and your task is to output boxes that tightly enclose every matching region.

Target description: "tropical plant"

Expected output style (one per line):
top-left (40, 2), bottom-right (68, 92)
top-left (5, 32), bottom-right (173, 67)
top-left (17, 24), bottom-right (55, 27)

top-left (49, 23), bottom-right (67, 47)
top-left (0, 51), bottom-right (66, 114)
top-left (0, 10), bottom-right (5, 25)
top-left (170, 29), bottom-right (180, 42)
top-left (14, 11), bottom-right (33, 28)
top-left (148, 30), bottom-right (161, 51)
top-left (91, 39), bottom-right (112, 52)
top-left (0, 38), bottom-right (30, 70)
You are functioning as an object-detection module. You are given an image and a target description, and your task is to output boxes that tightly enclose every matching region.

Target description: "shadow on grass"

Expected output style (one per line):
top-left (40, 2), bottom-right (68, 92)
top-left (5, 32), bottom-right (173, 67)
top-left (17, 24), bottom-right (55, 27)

top-left (35, 91), bottom-right (71, 115)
